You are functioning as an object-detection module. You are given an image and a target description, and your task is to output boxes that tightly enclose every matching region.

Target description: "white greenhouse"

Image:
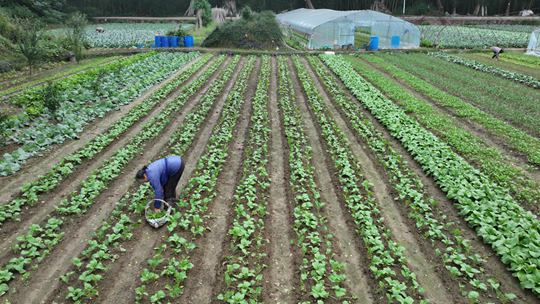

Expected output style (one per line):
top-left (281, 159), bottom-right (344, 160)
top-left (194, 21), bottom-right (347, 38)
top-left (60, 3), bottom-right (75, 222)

top-left (527, 28), bottom-right (540, 56)
top-left (277, 8), bottom-right (420, 50)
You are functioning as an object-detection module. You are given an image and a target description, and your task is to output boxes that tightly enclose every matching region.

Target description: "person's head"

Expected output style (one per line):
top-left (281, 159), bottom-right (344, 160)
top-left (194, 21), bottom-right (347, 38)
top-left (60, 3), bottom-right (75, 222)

top-left (136, 166), bottom-right (148, 182)
top-left (499, 49), bottom-right (504, 54)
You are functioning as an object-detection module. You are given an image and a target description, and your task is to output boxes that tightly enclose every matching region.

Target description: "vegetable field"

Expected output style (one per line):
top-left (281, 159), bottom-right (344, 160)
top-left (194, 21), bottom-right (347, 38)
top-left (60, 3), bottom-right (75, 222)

top-left (0, 51), bottom-right (539, 304)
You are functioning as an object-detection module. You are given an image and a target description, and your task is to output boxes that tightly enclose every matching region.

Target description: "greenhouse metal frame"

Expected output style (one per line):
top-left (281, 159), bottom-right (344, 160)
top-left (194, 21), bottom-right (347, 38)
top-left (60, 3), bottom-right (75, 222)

top-left (277, 8), bottom-right (420, 50)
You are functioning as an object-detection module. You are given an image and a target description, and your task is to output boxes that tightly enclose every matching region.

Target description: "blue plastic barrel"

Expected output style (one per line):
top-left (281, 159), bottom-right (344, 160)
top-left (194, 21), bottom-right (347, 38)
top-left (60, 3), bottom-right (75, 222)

top-left (391, 36), bottom-right (400, 48)
top-left (369, 36), bottom-right (379, 51)
top-left (168, 36), bottom-right (179, 48)
top-left (154, 36), bottom-right (162, 48)
top-left (184, 35), bottom-right (194, 48)
top-left (161, 36), bottom-right (170, 48)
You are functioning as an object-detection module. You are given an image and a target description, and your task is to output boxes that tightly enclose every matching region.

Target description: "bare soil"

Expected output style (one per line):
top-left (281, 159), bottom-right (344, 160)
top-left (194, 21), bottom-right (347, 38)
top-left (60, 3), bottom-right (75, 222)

top-left (181, 59), bottom-right (260, 304)
top-left (288, 57), bottom-right (377, 304)
top-left (262, 57), bottom-right (296, 304)
top-left (321, 59), bottom-right (538, 304)
top-left (94, 57), bottom-right (247, 304)
top-left (0, 56), bottom-right (215, 261)
top-left (0, 55), bottom-right (205, 203)
top-left (4, 56), bottom-right (232, 304)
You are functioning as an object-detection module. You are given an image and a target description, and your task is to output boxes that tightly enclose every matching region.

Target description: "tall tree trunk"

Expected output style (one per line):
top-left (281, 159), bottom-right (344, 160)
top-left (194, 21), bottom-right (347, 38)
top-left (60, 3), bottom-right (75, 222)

top-left (185, 0), bottom-right (195, 16)
top-left (505, 0), bottom-right (511, 16)
top-left (305, 0), bottom-right (315, 9)
top-left (224, 0), bottom-right (237, 16)
top-left (473, 3), bottom-right (480, 15)
top-left (436, 0), bottom-right (444, 12)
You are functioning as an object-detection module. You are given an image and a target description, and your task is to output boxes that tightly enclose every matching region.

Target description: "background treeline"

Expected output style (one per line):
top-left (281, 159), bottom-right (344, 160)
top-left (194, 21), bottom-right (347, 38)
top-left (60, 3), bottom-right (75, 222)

top-left (66, 0), bottom-right (540, 17)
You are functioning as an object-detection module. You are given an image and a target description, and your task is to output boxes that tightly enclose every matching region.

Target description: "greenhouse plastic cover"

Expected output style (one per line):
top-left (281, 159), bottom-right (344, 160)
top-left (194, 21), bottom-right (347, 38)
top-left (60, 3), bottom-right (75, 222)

top-left (527, 28), bottom-right (540, 56)
top-left (277, 8), bottom-right (420, 49)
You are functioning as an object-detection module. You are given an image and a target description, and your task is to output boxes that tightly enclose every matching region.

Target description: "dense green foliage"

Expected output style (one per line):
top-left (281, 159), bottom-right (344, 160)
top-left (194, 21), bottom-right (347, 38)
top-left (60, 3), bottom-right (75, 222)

top-left (66, 0), bottom-right (540, 17)
top-left (202, 10), bottom-right (282, 49)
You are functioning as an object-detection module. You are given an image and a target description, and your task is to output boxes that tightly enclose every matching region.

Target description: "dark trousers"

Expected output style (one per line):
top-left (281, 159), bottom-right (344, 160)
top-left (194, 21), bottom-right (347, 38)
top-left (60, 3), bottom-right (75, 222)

top-left (156, 161), bottom-right (185, 209)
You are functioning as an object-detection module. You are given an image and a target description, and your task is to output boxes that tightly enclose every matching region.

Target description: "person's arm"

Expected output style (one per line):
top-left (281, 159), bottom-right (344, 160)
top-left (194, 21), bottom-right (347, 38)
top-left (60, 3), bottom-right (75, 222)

top-left (147, 172), bottom-right (164, 201)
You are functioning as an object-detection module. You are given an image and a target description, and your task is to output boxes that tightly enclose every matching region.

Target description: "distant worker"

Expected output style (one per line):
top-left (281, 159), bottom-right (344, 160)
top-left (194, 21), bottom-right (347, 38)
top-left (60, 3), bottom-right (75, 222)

top-left (491, 46), bottom-right (504, 60)
top-left (96, 27), bottom-right (105, 33)
top-left (136, 156), bottom-right (185, 212)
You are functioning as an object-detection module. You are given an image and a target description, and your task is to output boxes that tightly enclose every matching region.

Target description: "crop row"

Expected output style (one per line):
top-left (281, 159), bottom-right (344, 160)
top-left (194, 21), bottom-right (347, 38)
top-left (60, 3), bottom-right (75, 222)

top-left (0, 54), bottom-right (226, 298)
top-left (323, 55), bottom-right (540, 297)
top-left (0, 53), bottom-right (211, 226)
top-left (1, 52), bottom-right (196, 176)
top-left (429, 52), bottom-right (540, 89)
top-left (312, 55), bottom-right (515, 303)
top-left (345, 56), bottom-right (540, 207)
top-left (0, 56), bottom-right (121, 98)
top-left (135, 56), bottom-right (254, 303)
top-left (378, 53), bottom-right (540, 140)
top-left (419, 25), bottom-right (529, 48)
top-left (217, 56), bottom-right (271, 303)
top-left (61, 55), bottom-right (241, 303)
top-left (295, 56), bottom-right (425, 303)
top-left (277, 57), bottom-right (349, 303)
top-left (364, 54), bottom-right (540, 168)
top-left (503, 52), bottom-right (540, 67)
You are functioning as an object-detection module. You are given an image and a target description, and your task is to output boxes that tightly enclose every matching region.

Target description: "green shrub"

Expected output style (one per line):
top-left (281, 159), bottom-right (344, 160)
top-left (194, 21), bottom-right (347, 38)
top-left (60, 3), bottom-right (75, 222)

top-left (43, 81), bottom-right (61, 117)
top-left (194, 0), bottom-right (212, 27)
top-left (202, 10), bottom-right (282, 49)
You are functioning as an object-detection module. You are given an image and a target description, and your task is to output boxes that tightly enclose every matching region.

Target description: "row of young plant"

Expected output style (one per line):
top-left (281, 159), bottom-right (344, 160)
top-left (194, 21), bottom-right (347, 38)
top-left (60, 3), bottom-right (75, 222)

top-left (60, 55), bottom-right (241, 303)
top-left (1, 52), bottom-right (198, 176)
top-left (217, 56), bottom-right (271, 303)
top-left (345, 56), bottom-right (540, 208)
top-left (0, 54), bottom-right (227, 299)
top-left (429, 52), bottom-right (540, 89)
top-left (294, 56), bottom-right (425, 303)
top-left (362, 55), bottom-right (540, 168)
top-left (311, 55), bottom-right (517, 303)
top-left (380, 53), bottom-right (540, 146)
top-left (0, 53), bottom-right (212, 226)
top-left (322, 55), bottom-right (540, 297)
top-left (459, 52), bottom-right (540, 70)
top-left (135, 56), bottom-right (255, 303)
top-left (277, 57), bottom-right (349, 303)
top-left (0, 56), bottom-right (121, 98)
top-left (503, 52), bottom-right (540, 67)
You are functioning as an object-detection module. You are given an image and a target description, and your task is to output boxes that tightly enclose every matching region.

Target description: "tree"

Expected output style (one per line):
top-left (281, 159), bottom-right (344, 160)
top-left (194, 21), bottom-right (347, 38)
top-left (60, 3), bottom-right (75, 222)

top-left (305, 0), bottom-right (315, 9)
top-left (64, 12), bottom-right (88, 62)
top-left (224, 0), bottom-right (237, 16)
top-left (15, 18), bottom-right (46, 75)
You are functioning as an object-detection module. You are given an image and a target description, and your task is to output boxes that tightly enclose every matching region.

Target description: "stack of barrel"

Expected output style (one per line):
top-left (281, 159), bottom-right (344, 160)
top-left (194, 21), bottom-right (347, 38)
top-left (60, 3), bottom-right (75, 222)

top-left (154, 35), bottom-right (194, 48)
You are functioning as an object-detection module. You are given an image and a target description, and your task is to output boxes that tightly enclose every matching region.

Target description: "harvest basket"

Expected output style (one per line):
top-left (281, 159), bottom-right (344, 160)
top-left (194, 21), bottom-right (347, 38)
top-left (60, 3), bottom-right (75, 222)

top-left (144, 199), bottom-right (172, 228)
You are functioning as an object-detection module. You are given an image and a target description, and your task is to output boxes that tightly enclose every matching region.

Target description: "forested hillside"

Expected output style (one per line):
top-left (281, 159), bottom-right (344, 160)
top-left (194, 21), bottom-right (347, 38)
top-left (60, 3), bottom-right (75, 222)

top-left (67, 0), bottom-right (540, 17)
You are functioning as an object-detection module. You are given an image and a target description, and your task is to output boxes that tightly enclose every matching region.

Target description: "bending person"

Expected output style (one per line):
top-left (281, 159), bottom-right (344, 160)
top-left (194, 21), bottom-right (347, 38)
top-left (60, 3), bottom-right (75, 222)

top-left (136, 155), bottom-right (185, 212)
top-left (491, 46), bottom-right (504, 60)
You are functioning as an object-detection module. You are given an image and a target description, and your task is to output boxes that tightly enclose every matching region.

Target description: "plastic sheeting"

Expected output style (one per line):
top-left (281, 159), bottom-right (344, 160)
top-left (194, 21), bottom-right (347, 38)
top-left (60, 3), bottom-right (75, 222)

top-left (527, 29), bottom-right (540, 56)
top-left (277, 8), bottom-right (420, 50)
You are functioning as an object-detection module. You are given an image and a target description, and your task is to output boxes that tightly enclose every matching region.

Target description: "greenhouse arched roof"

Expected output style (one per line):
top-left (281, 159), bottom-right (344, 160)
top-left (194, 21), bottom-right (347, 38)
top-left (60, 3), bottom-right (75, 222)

top-left (277, 8), bottom-right (421, 50)
top-left (277, 8), bottom-right (359, 34)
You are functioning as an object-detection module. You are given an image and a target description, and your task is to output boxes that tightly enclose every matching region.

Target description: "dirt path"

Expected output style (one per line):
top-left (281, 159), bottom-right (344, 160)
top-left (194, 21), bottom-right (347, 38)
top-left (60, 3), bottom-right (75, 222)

top-left (4, 57), bottom-right (237, 304)
top-left (0, 55), bottom-right (205, 203)
top-left (287, 58), bottom-right (375, 304)
top-left (302, 57), bottom-right (454, 303)
top-left (323, 61), bottom-right (538, 304)
top-left (362, 58), bottom-right (540, 183)
top-left (262, 58), bottom-right (296, 304)
top-left (179, 59), bottom-right (260, 304)
top-left (0, 56), bottom-right (216, 261)
top-left (95, 58), bottom-right (248, 304)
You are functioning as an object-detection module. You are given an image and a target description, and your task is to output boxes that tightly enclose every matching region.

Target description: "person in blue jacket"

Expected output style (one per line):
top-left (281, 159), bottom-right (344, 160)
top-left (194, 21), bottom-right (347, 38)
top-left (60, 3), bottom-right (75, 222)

top-left (136, 155), bottom-right (185, 212)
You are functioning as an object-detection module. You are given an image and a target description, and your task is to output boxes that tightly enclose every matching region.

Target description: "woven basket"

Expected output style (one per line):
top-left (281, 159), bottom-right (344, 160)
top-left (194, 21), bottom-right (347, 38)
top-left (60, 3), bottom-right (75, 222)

top-left (144, 199), bottom-right (172, 228)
